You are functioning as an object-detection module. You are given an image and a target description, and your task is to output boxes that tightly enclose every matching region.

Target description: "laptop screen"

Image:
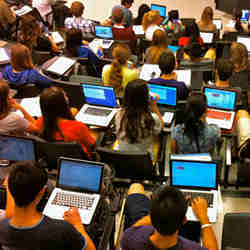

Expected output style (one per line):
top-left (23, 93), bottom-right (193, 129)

top-left (200, 32), bottom-right (214, 43)
top-left (170, 160), bottom-right (217, 189)
top-left (95, 25), bottom-right (113, 39)
top-left (204, 87), bottom-right (236, 111)
top-left (213, 19), bottom-right (222, 30)
top-left (82, 84), bottom-right (117, 107)
top-left (148, 84), bottom-right (177, 106)
top-left (241, 9), bottom-right (250, 22)
top-left (151, 4), bottom-right (166, 17)
top-left (0, 48), bottom-right (9, 63)
top-left (0, 135), bottom-right (36, 161)
top-left (237, 36), bottom-right (250, 52)
top-left (58, 159), bottom-right (103, 193)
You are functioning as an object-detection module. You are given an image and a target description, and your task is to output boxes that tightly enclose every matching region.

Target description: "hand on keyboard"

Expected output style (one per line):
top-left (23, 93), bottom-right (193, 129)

top-left (191, 197), bottom-right (209, 223)
top-left (64, 207), bottom-right (82, 226)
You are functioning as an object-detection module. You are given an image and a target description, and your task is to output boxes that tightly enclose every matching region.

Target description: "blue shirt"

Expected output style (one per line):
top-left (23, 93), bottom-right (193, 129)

top-left (77, 45), bottom-right (103, 65)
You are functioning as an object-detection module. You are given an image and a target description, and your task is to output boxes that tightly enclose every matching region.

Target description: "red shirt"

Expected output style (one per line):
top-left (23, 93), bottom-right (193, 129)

top-left (35, 117), bottom-right (96, 159)
top-left (178, 37), bottom-right (204, 47)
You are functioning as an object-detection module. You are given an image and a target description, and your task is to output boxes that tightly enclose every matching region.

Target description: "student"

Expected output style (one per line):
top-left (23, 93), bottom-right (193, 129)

top-left (144, 29), bottom-right (169, 64)
top-left (197, 7), bottom-right (217, 32)
top-left (121, 183), bottom-right (218, 250)
top-left (149, 51), bottom-right (189, 100)
top-left (171, 93), bottom-right (221, 154)
top-left (0, 81), bottom-right (38, 134)
top-left (225, 8), bottom-right (248, 33)
top-left (64, 1), bottom-right (94, 33)
top-left (102, 44), bottom-right (138, 96)
top-left (142, 10), bottom-right (164, 41)
top-left (0, 0), bottom-right (16, 32)
top-left (133, 4), bottom-right (150, 25)
top-left (0, 161), bottom-right (96, 250)
top-left (32, 0), bottom-right (53, 21)
top-left (163, 10), bottom-right (185, 34)
top-left (215, 58), bottom-right (234, 88)
top-left (35, 86), bottom-right (96, 159)
top-left (2, 44), bottom-right (51, 88)
top-left (115, 79), bottom-right (163, 161)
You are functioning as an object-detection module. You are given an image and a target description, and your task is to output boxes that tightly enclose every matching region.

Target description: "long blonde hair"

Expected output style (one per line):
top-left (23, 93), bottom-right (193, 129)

top-left (201, 7), bottom-right (214, 25)
top-left (231, 42), bottom-right (249, 72)
top-left (142, 10), bottom-right (161, 31)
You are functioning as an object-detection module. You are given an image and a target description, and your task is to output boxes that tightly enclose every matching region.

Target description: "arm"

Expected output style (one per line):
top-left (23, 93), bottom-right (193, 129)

top-left (150, 94), bottom-right (164, 128)
top-left (133, 215), bottom-right (152, 227)
top-left (3, 177), bottom-right (15, 219)
top-left (192, 197), bottom-right (218, 250)
top-left (31, 70), bottom-right (51, 87)
top-left (79, 122), bottom-right (96, 152)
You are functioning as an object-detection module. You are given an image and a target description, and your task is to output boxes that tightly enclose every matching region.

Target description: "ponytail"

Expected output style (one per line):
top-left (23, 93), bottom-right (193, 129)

top-left (109, 58), bottom-right (123, 94)
top-left (235, 18), bottom-right (243, 33)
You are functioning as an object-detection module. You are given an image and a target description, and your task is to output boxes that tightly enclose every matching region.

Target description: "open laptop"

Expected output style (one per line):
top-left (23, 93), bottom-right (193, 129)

top-left (148, 84), bottom-right (177, 126)
top-left (132, 25), bottom-right (144, 35)
top-left (151, 3), bottom-right (166, 18)
top-left (0, 47), bottom-right (10, 64)
top-left (241, 9), bottom-right (250, 23)
top-left (170, 159), bottom-right (218, 222)
top-left (43, 157), bottom-right (104, 225)
top-left (93, 25), bottom-right (114, 49)
top-left (200, 31), bottom-right (214, 44)
top-left (213, 18), bottom-right (222, 30)
top-left (140, 64), bottom-right (161, 81)
top-left (76, 84), bottom-right (119, 127)
top-left (203, 86), bottom-right (238, 130)
top-left (237, 36), bottom-right (250, 56)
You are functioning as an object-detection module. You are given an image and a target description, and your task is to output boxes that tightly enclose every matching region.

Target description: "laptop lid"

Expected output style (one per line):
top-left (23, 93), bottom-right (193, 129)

top-left (148, 84), bottom-right (177, 107)
top-left (56, 157), bottom-right (104, 194)
top-left (0, 134), bottom-right (36, 162)
top-left (213, 19), bottom-right (222, 30)
top-left (203, 86), bottom-right (237, 111)
top-left (81, 84), bottom-right (117, 108)
top-left (241, 9), bottom-right (250, 22)
top-left (170, 159), bottom-right (218, 190)
top-left (0, 48), bottom-right (10, 64)
top-left (200, 32), bottom-right (214, 44)
top-left (237, 36), bottom-right (250, 52)
top-left (139, 64), bottom-right (161, 81)
top-left (151, 4), bottom-right (166, 17)
top-left (94, 25), bottom-right (113, 39)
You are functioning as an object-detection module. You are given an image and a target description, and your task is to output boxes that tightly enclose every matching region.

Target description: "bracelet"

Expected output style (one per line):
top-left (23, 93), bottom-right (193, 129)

top-left (201, 223), bottom-right (212, 229)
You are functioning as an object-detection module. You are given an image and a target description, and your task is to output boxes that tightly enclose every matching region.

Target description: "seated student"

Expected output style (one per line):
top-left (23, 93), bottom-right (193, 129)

top-left (111, 6), bottom-right (137, 54)
top-left (102, 44), bottom-right (138, 96)
top-left (144, 29), bottom-right (169, 64)
top-left (133, 3), bottom-right (150, 25)
top-left (197, 7), bottom-right (217, 32)
top-left (115, 79), bottom-right (163, 161)
top-left (64, 1), bottom-right (94, 33)
top-left (149, 51), bottom-right (189, 100)
top-left (163, 10), bottom-right (185, 34)
top-left (171, 93), bottom-right (221, 154)
top-left (0, 0), bottom-right (16, 33)
top-left (121, 183), bottom-right (218, 250)
top-left (32, 0), bottom-right (53, 21)
top-left (215, 58), bottom-right (234, 88)
top-left (35, 86), bottom-right (96, 159)
top-left (0, 161), bottom-right (96, 250)
top-left (0, 81), bottom-right (38, 135)
top-left (142, 10), bottom-right (164, 41)
top-left (2, 44), bottom-right (51, 88)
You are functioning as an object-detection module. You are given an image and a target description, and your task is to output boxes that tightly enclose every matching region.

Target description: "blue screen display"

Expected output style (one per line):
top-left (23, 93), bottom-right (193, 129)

top-left (168, 45), bottom-right (180, 54)
top-left (59, 160), bottom-right (103, 193)
top-left (171, 161), bottom-right (217, 189)
top-left (204, 88), bottom-right (236, 111)
top-left (151, 4), bottom-right (166, 17)
top-left (241, 10), bottom-right (249, 21)
top-left (0, 136), bottom-right (35, 161)
top-left (95, 26), bottom-right (113, 39)
top-left (82, 84), bottom-right (117, 107)
top-left (149, 84), bottom-right (177, 106)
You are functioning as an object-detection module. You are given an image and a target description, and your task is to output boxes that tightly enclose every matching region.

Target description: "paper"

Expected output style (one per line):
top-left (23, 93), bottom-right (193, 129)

top-left (139, 64), bottom-right (161, 81)
top-left (47, 57), bottom-right (75, 75)
top-left (132, 25), bottom-right (144, 35)
top-left (0, 48), bottom-right (9, 62)
top-left (51, 32), bottom-right (64, 44)
top-left (175, 69), bottom-right (191, 87)
top-left (16, 96), bottom-right (41, 117)
top-left (15, 5), bottom-right (32, 16)
top-left (200, 32), bottom-right (214, 43)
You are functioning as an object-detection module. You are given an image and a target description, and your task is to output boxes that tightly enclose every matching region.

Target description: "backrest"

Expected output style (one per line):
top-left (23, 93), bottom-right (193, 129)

top-left (10, 83), bottom-right (42, 98)
top-left (96, 147), bottom-right (155, 180)
top-left (222, 213), bottom-right (250, 250)
top-left (32, 50), bottom-right (53, 67)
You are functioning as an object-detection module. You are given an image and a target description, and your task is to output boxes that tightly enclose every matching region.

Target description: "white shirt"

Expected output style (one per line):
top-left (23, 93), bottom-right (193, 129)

top-left (145, 25), bottom-right (164, 41)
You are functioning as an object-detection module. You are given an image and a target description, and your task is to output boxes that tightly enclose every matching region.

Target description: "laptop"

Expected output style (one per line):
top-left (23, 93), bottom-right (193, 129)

top-left (148, 84), bottom-right (177, 126)
top-left (213, 19), bottom-right (222, 30)
top-left (76, 84), bottom-right (119, 127)
top-left (151, 4), bottom-right (166, 18)
top-left (0, 47), bottom-right (10, 64)
top-left (170, 159), bottom-right (218, 222)
top-left (93, 25), bottom-right (114, 49)
top-left (43, 157), bottom-right (104, 225)
top-left (200, 31), bottom-right (214, 44)
top-left (140, 64), bottom-right (161, 81)
top-left (237, 36), bottom-right (250, 55)
top-left (241, 9), bottom-right (250, 22)
top-left (203, 86), bottom-right (238, 130)
top-left (15, 96), bottom-right (41, 118)
top-left (132, 25), bottom-right (144, 35)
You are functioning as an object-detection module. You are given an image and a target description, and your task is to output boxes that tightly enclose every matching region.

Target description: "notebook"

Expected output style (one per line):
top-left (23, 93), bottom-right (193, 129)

top-left (237, 36), bottom-right (250, 54)
top-left (203, 86), bottom-right (238, 130)
top-left (151, 3), bottom-right (166, 17)
top-left (76, 84), bottom-right (119, 127)
top-left (43, 157), bottom-right (104, 225)
top-left (92, 25), bottom-right (114, 49)
top-left (200, 31), bottom-right (214, 44)
top-left (148, 84), bottom-right (177, 126)
top-left (170, 159), bottom-right (218, 222)
top-left (213, 19), bottom-right (222, 30)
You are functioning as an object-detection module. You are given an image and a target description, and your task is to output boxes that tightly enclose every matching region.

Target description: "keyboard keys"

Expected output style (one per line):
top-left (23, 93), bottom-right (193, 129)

top-left (183, 191), bottom-right (214, 208)
top-left (85, 107), bottom-right (112, 116)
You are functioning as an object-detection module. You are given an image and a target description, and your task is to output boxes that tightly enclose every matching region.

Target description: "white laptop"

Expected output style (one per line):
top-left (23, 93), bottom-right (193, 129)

top-left (203, 86), bottom-right (238, 130)
top-left (140, 64), bottom-right (161, 81)
top-left (43, 157), bottom-right (104, 225)
top-left (213, 19), bottom-right (222, 30)
top-left (15, 96), bottom-right (41, 118)
top-left (132, 25), bottom-right (144, 35)
top-left (92, 25), bottom-right (114, 49)
top-left (76, 84), bottom-right (119, 127)
top-left (200, 32), bottom-right (214, 44)
top-left (0, 48), bottom-right (10, 64)
top-left (170, 159), bottom-right (218, 222)
top-left (237, 36), bottom-right (250, 55)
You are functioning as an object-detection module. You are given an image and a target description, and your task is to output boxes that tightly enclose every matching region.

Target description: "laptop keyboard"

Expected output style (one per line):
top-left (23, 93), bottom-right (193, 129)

top-left (207, 110), bottom-right (232, 120)
top-left (52, 192), bottom-right (95, 210)
top-left (85, 107), bottom-right (112, 116)
top-left (183, 191), bottom-right (214, 208)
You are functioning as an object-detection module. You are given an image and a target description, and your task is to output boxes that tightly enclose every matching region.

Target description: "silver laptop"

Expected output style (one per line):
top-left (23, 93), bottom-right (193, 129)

top-left (200, 31), bottom-right (214, 44)
top-left (93, 25), bottom-right (114, 49)
top-left (43, 157), bottom-right (104, 225)
top-left (170, 159), bottom-right (218, 222)
top-left (76, 84), bottom-right (119, 127)
top-left (203, 86), bottom-right (238, 130)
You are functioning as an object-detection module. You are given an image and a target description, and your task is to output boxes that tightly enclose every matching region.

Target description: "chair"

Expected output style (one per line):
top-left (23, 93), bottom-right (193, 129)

top-left (222, 213), bottom-right (250, 250)
top-left (32, 50), bottom-right (54, 67)
top-left (9, 83), bottom-right (42, 98)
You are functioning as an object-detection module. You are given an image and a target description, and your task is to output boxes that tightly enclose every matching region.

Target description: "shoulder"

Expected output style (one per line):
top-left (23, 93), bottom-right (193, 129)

top-left (178, 236), bottom-right (208, 249)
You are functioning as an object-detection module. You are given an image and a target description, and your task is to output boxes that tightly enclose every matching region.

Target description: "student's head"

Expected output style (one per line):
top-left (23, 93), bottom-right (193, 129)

top-left (65, 28), bottom-right (83, 57)
top-left (185, 42), bottom-right (203, 60)
top-left (8, 161), bottom-right (48, 207)
top-left (142, 10), bottom-right (161, 30)
top-left (233, 8), bottom-right (243, 32)
top-left (70, 1), bottom-right (84, 17)
top-left (152, 29), bottom-right (169, 47)
top-left (184, 22), bottom-right (200, 43)
top-left (40, 87), bottom-right (74, 140)
top-left (231, 42), bottom-right (249, 72)
top-left (151, 186), bottom-right (187, 235)
top-left (121, 0), bottom-right (134, 8)
top-left (216, 58), bottom-right (233, 81)
top-left (136, 4), bottom-right (151, 23)
top-left (0, 81), bottom-right (10, 115)
top-left (112, 6), bottom-right (124, 24)
top-left (201, 6), bottom-right (214, 25)
top-left (158, 51), bottom-right (176, 75)
top-left (10, 43), bottom-right (34, 72)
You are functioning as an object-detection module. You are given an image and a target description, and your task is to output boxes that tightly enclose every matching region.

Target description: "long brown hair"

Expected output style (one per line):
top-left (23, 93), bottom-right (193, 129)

top-left (142, 10), bottom-right (161, 31)
top-left (201, 7), bottom-right (214, 25)
top-left (0, 81), bottom-right (10, 118)
top-left (231, 42), bottom-right (250, 72)
top-left (11, 44), bottom-right (34, 72)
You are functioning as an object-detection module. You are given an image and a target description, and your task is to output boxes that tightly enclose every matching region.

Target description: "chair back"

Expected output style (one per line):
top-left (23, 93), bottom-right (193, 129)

top-left (32, 50), bottom-right (54, 66)
top-left (10, 83), bottom-right (42, 98)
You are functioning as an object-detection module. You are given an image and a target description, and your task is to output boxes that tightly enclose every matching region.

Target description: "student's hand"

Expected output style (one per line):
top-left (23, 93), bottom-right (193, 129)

top-left (82, 40), bottom-right (89, 46)
top-left (64, 207), bottom-right (82, 226)
top-left (9, 98), bottom-right (21, 110)
top-left (149, 92), bottom-right (159, 105)
top-left (191, 197), bottom-right (209, 224)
